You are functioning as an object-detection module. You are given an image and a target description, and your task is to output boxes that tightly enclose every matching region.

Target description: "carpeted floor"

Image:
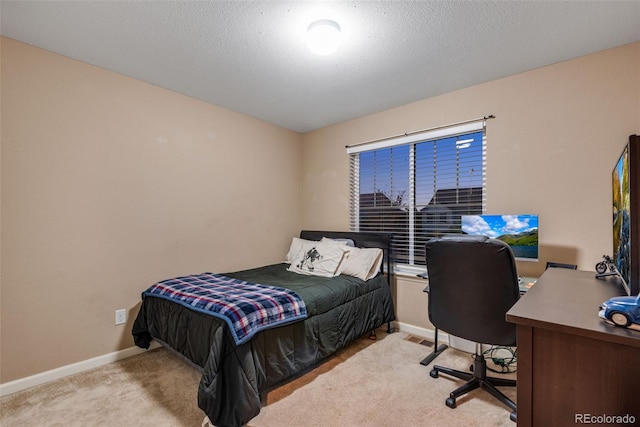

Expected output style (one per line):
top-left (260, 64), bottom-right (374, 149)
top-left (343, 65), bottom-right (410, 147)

top-left (0, 330), bottom-right (517, 426)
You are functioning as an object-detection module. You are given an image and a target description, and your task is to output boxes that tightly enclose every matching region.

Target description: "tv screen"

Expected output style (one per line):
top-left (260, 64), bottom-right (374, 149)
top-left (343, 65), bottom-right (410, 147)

top-left (461, 214), bottom-right (539, 261)
top-left (612, 135), bottom-right (639, 296)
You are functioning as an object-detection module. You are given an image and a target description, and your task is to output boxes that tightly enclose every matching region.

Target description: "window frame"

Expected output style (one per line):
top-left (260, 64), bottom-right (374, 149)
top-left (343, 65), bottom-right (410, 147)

top-left (348, 120), bottom-right (487, 275)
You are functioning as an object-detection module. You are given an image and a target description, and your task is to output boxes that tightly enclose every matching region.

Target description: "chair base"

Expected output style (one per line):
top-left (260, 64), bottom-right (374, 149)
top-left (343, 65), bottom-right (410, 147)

top-left (419, 327), bottom-right (448, 367)
top-left (430, 353), bottom-right (517, 422)
top-left (420, 343), bottom-right (448, 366)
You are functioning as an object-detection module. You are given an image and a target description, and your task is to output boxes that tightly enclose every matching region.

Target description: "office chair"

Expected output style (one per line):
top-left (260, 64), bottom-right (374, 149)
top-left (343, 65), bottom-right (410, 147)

top-left (425, 235), bottom-right (520, 422)
top-left (545, 261), bottom-right (577, 270)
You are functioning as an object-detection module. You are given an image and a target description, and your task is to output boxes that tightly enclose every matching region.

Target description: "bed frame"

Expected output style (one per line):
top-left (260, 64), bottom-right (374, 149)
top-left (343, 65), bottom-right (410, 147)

top-left (133, 229), bottom-right (395, 427)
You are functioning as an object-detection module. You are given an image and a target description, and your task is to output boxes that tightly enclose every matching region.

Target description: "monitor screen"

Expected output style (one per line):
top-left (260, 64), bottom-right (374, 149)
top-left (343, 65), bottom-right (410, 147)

top-left (461, 214), bottom-right (539, 261)
top-left (612, 139), bottom-right (637, 296)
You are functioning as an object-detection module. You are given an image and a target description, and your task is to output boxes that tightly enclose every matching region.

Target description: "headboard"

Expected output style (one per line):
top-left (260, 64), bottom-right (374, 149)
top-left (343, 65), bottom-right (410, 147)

top-left (299, 230), bottom-right (393, 282)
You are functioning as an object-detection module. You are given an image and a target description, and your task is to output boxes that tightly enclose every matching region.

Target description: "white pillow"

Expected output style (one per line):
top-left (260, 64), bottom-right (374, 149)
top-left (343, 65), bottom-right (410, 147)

top-left (321, 238), bottom-right (383, 281)
top-left (285, 237), bottom-right (317, 264)
top-left (339, 246), bottom-right (384, 281)
top-left (288, 242), bottom-right (349, 277)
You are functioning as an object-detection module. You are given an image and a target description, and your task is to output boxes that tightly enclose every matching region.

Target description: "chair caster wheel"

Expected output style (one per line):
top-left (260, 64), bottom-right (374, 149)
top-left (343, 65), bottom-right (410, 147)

top-left (430, 369), bottom-right (438, 378)
top-left (446, 397), bottom-right (456, 408)
top-left (510, 412), bottom-right (517, 422)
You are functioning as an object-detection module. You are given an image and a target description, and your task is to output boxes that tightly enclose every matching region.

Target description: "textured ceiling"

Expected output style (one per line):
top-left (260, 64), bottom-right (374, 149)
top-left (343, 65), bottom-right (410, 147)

top-left (1, 1), bottom-right (639, 133)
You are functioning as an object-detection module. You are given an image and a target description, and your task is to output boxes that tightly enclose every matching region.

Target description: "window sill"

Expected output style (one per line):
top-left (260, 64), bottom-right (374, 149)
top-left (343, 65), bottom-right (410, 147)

top-left (392, 264), bottom-right (427, 281)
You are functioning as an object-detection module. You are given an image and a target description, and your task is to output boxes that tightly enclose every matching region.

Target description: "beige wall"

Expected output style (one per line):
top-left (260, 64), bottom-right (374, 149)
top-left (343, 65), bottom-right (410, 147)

top-left (0, 38), bottom-right (302, 383)
top-left (2, 37), bottom-right (639, 385)
top-left (301, 42), bottom-right (640, 332)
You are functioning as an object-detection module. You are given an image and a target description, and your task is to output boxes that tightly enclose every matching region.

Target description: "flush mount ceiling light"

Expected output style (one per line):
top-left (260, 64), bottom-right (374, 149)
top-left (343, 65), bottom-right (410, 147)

top-left (306, 19), bottom-right (341, 55)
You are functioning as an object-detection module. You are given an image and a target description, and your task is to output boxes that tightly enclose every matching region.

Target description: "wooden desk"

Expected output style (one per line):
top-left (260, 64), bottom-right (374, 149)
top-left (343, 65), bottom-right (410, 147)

top-left (506, 268), bottom-right (640, 426)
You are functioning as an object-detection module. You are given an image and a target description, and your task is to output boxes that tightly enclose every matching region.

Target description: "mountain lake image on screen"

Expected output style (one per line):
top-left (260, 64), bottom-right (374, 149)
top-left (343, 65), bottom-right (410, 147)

top-left (461, 214), bottom-right (539, 261)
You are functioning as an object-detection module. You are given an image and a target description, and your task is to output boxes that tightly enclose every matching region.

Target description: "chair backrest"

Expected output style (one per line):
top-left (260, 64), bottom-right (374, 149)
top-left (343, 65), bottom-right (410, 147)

top-left (425, 235), bottom-right (520, 346)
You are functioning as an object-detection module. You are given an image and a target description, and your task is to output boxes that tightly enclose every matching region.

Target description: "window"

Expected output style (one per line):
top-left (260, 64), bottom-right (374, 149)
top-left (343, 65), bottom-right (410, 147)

top-left (348, 120), bottom-right (487, 273)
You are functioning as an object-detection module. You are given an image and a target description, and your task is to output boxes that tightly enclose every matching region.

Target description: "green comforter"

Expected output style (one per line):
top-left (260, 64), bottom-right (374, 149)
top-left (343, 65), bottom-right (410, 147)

top-left (133, 263), bottom-right (395, 427)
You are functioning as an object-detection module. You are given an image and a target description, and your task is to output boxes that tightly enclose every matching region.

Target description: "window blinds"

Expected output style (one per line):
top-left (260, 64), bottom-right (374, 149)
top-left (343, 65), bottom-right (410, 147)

top-left (348, 119), bottom-right (487, 269)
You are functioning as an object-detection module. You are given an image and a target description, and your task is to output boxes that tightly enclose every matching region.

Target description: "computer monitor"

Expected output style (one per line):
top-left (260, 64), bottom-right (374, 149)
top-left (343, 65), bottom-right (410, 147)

top-left (612, 135), bottom-right (639, 296)
top-left (461, 214), bottom-right (539, 261)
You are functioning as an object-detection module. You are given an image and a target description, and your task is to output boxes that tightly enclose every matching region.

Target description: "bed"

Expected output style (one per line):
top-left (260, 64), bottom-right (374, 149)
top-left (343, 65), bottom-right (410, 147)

top-left (132, 230), bottom-right (395, 427)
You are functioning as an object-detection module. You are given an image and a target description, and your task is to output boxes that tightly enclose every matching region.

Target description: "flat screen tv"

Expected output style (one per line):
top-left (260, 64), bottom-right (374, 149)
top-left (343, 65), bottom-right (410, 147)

top-left (461, 214), bottom-right (538, 261)
top-left (612, 134), bottom-right (639, 296)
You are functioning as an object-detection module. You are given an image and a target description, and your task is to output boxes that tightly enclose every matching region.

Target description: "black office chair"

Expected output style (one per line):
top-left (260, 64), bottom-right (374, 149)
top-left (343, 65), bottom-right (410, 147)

top-left (545, 261), bottom-right (577, 270)
top-left (425, 235), bottom-right (519, 422)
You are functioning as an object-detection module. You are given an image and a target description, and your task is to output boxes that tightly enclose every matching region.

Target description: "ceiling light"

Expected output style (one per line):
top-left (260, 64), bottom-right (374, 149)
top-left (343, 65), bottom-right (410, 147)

top-left (306, 19), bottom-right (341, 55)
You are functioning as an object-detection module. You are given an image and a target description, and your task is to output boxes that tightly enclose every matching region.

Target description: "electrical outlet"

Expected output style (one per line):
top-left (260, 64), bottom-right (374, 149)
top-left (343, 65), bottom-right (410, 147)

top-left (115, 309), bottom-right (126, 325)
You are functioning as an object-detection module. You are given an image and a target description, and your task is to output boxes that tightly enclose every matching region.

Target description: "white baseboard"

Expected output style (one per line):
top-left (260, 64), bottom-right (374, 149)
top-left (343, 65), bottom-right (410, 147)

top-left (0, 342), bottom-right (160, 397)
top-left (393, 321), bottom-right (478, 353)
top-left (392, 321), bottom-right (450, 343)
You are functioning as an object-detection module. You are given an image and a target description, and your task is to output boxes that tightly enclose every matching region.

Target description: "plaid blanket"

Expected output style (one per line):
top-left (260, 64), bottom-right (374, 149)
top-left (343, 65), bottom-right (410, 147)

top-left (143, 273), bottom-right (307, 345)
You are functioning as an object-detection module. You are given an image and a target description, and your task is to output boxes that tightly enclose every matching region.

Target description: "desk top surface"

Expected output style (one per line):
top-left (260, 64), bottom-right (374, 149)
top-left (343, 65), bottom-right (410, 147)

top-left (506, 268), bottom-right (640, 348)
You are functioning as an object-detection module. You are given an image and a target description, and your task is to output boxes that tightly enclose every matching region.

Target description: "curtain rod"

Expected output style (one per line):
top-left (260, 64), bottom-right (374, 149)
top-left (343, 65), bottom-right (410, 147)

top-left (345, 115), bottom-right (495, 149)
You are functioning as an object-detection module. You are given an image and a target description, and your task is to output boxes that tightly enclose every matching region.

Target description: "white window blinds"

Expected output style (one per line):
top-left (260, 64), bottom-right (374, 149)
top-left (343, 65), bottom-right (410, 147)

top-left (348, 119), bottom-right (487, 271)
